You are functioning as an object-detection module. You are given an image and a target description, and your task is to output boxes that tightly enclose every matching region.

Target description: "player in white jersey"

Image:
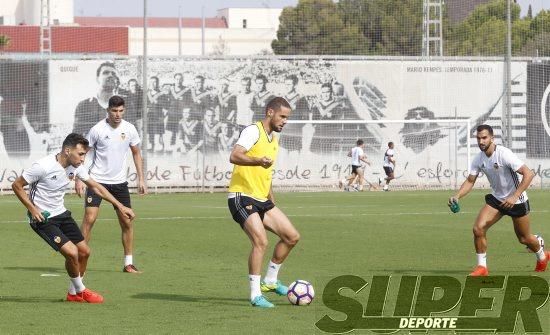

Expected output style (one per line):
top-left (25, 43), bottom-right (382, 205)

top-left (75, 95), bottom-right (147, 273)
top-left (339, 139), bottom-right (372, 191)
top-left (11, 133), bottom-right (135, 303)
top-left (381, 142), bottom-right (396, 191)
top-left (448, 124), bottom-right (549, 276)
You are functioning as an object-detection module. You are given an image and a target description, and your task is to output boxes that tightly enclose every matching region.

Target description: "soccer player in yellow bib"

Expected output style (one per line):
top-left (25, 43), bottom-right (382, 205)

top-left (228, 97), bottom-right (300, 308)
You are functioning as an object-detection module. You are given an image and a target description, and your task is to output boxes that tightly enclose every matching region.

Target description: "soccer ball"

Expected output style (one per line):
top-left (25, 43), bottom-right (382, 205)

top-left (287, 280), bottom-right (314, 306)
top-left (527, 234), bottom-right (544, 253)
top-left (383, 185), bottom-right (389, 191)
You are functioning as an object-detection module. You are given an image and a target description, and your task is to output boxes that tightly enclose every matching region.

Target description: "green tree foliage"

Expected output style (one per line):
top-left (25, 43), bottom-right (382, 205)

top-left (273, 0), bottom-right (550, 57)
top-left (338, 0), bottom-right (423, 56)
top-left (272, 0), bottom-right (368, 55)
top-left (0, 34), bottom-right (10, 49)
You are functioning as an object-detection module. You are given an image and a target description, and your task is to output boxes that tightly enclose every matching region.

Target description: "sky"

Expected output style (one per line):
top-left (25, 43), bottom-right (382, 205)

top-left (73, 0), bottom-right (548, 18)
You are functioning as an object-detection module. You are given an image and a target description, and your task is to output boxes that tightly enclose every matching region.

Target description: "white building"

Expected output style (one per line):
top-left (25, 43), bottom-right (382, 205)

top-left (0, 0), bottom-right (73, 25)
top-left (76, 8), bottom-right (283, 56)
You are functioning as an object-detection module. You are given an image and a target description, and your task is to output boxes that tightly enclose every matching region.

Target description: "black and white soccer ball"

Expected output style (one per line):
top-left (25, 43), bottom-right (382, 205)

top-left (287, 280), bottom-right (314, 306)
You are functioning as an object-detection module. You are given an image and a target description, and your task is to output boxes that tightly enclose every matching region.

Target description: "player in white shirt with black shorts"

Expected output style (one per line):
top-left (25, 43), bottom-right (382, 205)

top-left (75, 95), bottom-right (147, 273)
top-left (339, 139), bottom-right (371, 191)
top-left (449, 124), bottom-right (548, 276)
top-left (381, 141), bottom-right (395, 191)
top-left (11, 133), bottom-right (135, 303)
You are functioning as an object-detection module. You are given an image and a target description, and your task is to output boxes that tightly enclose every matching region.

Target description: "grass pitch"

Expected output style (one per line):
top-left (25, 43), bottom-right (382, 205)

top-left (1, 190), bottom-right (549, 334)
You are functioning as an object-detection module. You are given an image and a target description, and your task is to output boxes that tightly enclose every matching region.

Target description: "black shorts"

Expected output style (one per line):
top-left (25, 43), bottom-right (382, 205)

top-left (85, 182), bottom-right (131, 209)
top-left (351, 165), bottom-right (362, 174)
top-left (228, 193), bottom-right (275, 228)
top-left (485, 194), bottom-right (530, 218)
top-left (384, 166), bottom-right (394, 176)
top-left (29, 210), bottom-right (84, 251)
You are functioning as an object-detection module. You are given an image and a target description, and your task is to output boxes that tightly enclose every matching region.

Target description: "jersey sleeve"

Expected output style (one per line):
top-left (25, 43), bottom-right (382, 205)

top-left (235, 124), bottom-right (260, 151)
top-left (129, 124), bottom-right (141, 146)
top-left (86, 126), bottom-right (98, 147)
top-left (75, 165), bottom-right (90, 181)
top-left (502, 148), bottom-right (524, 172)
top-left (22, 162), bottom-right (46, 184)
top-left (469, 155), bottom-right (481, 176)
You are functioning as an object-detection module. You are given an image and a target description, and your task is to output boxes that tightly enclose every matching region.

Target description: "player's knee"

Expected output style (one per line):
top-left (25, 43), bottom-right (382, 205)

top-left (78, 244), bottom-right (91, 259)
top-left (286, 231), bottom-right (300, 246)
top-left (83, 212), bottom-right (97, 226)
top-left (253, 237), bottom-right (269, 251)
top-left (63, 247), bottom-right (79, 263)
top-left (472, 225), bottom-right (486, 237)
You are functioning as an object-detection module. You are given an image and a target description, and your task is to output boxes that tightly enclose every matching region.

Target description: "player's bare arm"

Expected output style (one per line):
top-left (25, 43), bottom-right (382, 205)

top-left (449, 174), bottom-right (477, 206)
top-left (11, 176), bottom-right (46, 222)
top-left (83, 178), bottom-right (135, 220)
top-left (501, 164), bottom-right (534, 209)
top-left (130, 144), bottom-right (147, 195)
top-left (360, 155), bottom-right (370, 166)
top-left (230, 144), bottom-right (273, 168)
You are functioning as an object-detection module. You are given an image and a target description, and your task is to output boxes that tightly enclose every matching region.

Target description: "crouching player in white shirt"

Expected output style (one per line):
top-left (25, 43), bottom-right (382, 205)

top-left (12, 133), bottom-right (135, 303)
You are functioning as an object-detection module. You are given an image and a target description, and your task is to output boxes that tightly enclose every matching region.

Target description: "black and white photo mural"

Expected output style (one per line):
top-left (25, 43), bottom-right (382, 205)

top-left (0, 58), bottom-right (534, 189)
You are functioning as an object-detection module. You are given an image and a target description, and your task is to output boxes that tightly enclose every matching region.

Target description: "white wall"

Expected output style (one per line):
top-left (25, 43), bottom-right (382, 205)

top-left (217, 8), bottom-right (282, 29)
top-left (0, 0), bottom-right (73, 25)
top-left (129, 27), bottom-right (277, 56)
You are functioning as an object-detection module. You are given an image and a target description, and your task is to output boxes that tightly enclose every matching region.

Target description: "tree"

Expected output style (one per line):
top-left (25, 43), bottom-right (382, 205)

top-left (338, 0), bottom-right (423, 56)
top-left (444, 0), bottom-right (521, 56)
top-left (0, 35), bottom-right (10, 50)
top-left (272, 0), bottom-right (368, 55)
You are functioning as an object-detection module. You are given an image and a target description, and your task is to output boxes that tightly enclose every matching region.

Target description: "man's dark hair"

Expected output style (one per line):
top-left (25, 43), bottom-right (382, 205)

top-left (321, 82), bottom-right (333, 93)
top-left (356, 139), bottom-right (364, 146)
top-left (285, 74), bottom-right (299, 85)
top-left (96, 61), bottom-right (116, 77)
top-left (266, 97), bottom-right (291, 114)
top-left (388, 141), bottom-right (394, 147)
top-left (255, 74), bottom-right (268, 84)
top-left (195, 75), bottom-right (205, 82)
top-left (476, 124), bottom-right (494, 136)
top-left (108, 95), bottom-right (125, 109)
top-left (62, 133), bottom-right (89, 149)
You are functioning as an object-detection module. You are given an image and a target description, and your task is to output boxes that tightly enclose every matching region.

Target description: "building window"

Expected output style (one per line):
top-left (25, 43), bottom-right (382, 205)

top-left (242, 19), bottom-right (247, 28)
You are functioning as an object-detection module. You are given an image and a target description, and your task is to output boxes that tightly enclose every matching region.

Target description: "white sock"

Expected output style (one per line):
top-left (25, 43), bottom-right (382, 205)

top-left (476, 253), bottom-right (487, 267)
top-left (125, 255), bottom-right (133, 266)
top-left (70, 276), bottom-right (86, 293)
top-left (264, 261), bottom-right (281, 285)
top-left (249, 274), bottom-right (261, 301)
top-left (68, 281), bottom-right (76, 295)
top-left (536, 247), bottom-right (546, 261)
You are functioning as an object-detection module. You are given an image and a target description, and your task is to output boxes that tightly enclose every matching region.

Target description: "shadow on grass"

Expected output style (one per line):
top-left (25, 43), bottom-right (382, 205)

top-left (132, 292), bottom-right (249, 306)
top-left (4, 266), bottom-right (118, 273)
top-left (0, 296), bottom-right (62, 303)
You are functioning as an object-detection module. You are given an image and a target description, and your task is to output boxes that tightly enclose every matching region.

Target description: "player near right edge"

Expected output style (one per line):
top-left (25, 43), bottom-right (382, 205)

top-left (227, 97), bottom-right (301, 308)
top-left (448, 124), bottom-right (548, 276)
top-left (381, 141), bottom-right (395, 191)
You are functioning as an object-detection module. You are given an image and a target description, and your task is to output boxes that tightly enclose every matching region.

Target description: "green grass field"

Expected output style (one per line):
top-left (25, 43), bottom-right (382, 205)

top-left (1, 190), bottom-right (549, 334)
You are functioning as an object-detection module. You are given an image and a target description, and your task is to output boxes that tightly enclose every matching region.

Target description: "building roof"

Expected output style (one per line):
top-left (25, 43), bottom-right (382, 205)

top-left (74, 16), bottom-right (227, 28)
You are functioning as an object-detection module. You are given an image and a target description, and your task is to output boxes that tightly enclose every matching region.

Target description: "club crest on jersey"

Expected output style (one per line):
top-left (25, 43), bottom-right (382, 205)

top-left (493, 163), bottom-right (499, 169)
top-left (121, 133), bottom-right (126, 140)
top-left (68, 172), bottom-right (75, 180)
top-left (54, 236), bottom-right (61, 244)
